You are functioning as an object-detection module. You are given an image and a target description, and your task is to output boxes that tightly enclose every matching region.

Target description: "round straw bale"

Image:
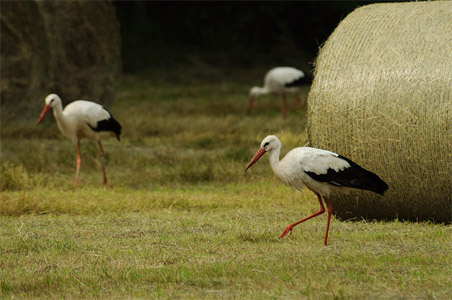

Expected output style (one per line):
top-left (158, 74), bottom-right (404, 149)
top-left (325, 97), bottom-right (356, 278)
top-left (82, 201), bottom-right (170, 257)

top-left (307, 1), bottom-right (452, 223)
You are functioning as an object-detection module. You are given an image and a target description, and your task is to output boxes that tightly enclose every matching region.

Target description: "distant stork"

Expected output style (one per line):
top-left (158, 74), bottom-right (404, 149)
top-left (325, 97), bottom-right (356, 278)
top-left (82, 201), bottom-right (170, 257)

top-left (36, 94), bottom-right (122, 187)
top-left (247, 67), bottom-right (307, 117)
top-left (245, 135), bottom-right (388, 246)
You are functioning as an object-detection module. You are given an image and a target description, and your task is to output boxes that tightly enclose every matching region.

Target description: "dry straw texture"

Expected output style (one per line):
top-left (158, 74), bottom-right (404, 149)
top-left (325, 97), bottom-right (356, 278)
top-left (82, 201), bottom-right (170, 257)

top-left (307, 1), bottom-right (452, 223)
top-left (0, 1), bottom-right (120, 121)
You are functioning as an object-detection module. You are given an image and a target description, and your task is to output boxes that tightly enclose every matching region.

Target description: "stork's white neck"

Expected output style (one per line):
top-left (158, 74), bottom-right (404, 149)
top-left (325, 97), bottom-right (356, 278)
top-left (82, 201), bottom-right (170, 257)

top-left (268, 145), bottom-right (295, 188)
top-left (51, 101), bottom-right (69, 136)
top-left (268, 146), bottom-right (282, 174)
top-left (52, 101), bottom-right (64, 117)
top-left (257, 87), bottom-right (269, 96)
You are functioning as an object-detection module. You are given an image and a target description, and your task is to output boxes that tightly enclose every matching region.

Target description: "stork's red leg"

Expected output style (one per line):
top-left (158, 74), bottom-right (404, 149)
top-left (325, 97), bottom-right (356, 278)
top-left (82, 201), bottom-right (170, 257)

top-left (323, 196), bottom-right (334, 246)
top-left (282, 94), bottom-right (288, 117)
top-left (246, 97), bottom-right (255, 114)
top-left (289, 95), bottom-right (303, 110)
top-left (75, 139), bottom-right (81, 188)
top-left (278, 194), bottom-right (325, 239)
top-left (98, 141), bottom-right (108, 186)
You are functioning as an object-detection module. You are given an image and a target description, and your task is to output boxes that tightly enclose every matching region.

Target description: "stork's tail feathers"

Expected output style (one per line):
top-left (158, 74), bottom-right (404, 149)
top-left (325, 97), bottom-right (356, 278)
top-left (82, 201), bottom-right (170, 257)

top-left (339, 155), bottom-right (388, 195)
top-left (110, 117), bottom-right (122, 141)
top-left (360, 168), bottom-right (388, 195)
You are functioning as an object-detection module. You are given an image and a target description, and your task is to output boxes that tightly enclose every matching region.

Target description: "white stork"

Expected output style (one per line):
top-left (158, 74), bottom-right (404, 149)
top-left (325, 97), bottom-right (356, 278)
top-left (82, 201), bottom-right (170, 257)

top-left (36, 94), bottom-right (122, 187)
top-left (247, 67), bottom-right (307, 117)
top-left (244, 135), bottom-right (388, 246)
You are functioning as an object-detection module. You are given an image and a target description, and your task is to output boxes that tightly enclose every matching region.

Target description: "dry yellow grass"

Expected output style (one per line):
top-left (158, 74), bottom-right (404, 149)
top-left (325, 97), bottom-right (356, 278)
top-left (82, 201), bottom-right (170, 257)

top-left (1, 185), bottom-right (452, 299)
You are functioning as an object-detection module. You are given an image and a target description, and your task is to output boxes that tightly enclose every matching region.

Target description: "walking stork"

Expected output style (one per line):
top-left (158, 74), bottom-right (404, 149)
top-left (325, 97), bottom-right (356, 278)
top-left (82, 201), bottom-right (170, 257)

top-left (244, 135), bottom-right (388, 246)
top-left (36, 94), bottom-right (122, 187)
top-left (247, 67), bottom-right (307, 117)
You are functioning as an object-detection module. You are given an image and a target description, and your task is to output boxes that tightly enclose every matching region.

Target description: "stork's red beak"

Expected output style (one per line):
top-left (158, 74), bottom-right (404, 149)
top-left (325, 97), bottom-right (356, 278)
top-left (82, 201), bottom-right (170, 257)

top-left (244, 148), bottom-right (267, 171)
top-left (36, 104), bottom-right (52, 125)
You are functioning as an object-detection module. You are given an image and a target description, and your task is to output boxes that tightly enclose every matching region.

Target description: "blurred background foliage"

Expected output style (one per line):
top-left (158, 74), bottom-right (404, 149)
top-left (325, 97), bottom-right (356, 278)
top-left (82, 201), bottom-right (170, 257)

top-left (0, 0), bottom-right (402, 121)
top-left (113, 1), bottom-right (375, 74)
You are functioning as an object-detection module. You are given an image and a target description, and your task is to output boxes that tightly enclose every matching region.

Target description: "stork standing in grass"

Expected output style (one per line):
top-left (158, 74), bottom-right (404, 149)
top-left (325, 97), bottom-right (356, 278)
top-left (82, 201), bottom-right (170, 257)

top-left (244, 135), bottom-right (388, 246)
top-left (247, 67), bottom-right (308, 117)
top-left (36, 94), bottom-right (122, 187)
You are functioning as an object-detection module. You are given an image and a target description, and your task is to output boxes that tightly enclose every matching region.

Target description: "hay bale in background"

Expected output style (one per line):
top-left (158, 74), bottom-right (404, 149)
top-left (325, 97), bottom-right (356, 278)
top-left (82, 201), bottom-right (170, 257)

top-left (1, 0), bottom-right (120, 122)
top-left (1, 1), bottom-right (51, 121)
top-left (307, 2), bottom-right (452, 223)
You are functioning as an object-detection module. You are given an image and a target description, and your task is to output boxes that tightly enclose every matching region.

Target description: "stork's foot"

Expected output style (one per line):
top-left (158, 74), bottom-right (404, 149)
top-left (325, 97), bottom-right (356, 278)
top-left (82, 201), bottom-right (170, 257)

top-left (278, 225), bottom-right (294, 239)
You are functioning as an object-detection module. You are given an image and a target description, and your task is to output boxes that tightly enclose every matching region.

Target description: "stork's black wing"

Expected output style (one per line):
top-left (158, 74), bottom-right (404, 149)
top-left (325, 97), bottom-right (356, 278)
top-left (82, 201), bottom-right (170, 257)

top-left (87, 107), bottom-right (122, 141)
top-left (304, 155), bottom-right (388, 195)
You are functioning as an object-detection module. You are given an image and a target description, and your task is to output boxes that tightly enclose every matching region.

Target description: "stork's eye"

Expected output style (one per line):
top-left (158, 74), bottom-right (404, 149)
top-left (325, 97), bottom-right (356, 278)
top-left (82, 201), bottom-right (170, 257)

top-left (50, 99), bottom-right (54, 104)
top-left (264, 142), bottom-right (270, 147)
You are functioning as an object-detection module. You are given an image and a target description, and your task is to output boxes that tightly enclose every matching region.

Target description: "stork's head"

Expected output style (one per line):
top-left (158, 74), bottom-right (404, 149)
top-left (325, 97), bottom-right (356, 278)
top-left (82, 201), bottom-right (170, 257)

top-left (244, 135), bottom-right (281, 171)
top-left (44, 94), bottom-right (62, 108)
top-left (259, 135), bottom-right (281, 152)
top-left (36, 94), bottom-right (62, 125)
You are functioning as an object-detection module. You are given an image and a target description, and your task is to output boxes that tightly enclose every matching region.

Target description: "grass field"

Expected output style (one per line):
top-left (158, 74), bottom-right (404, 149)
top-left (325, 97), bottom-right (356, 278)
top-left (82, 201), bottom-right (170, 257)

top-left (1, 71), bottom-right (451, 299)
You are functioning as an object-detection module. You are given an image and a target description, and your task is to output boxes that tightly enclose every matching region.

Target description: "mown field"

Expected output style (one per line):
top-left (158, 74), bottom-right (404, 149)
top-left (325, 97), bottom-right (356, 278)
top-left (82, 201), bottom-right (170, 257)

top-left (1, 70), bottom-right (451, 299)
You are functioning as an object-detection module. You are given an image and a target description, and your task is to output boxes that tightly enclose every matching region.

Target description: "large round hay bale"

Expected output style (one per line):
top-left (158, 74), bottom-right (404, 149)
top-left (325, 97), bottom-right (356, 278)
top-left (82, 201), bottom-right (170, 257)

top-left (1, 1), bottom-right (51, 120)
top-left (307, 2), bottom-right (452, 223)
top-left (0, 0), bottom-right (120, 122)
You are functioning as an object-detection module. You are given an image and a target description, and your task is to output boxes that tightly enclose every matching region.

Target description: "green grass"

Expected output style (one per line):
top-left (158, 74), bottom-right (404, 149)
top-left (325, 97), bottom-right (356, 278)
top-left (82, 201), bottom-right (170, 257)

top-left (1, 73), bottom-right (451, 299)
top-left (1, 186), bottom-right (451, 299)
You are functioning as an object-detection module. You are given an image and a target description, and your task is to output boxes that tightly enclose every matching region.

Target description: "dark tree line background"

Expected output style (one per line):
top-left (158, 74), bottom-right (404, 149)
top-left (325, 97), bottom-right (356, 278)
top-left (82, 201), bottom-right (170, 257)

top-left (113, 1), bottom-right (381, 74)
